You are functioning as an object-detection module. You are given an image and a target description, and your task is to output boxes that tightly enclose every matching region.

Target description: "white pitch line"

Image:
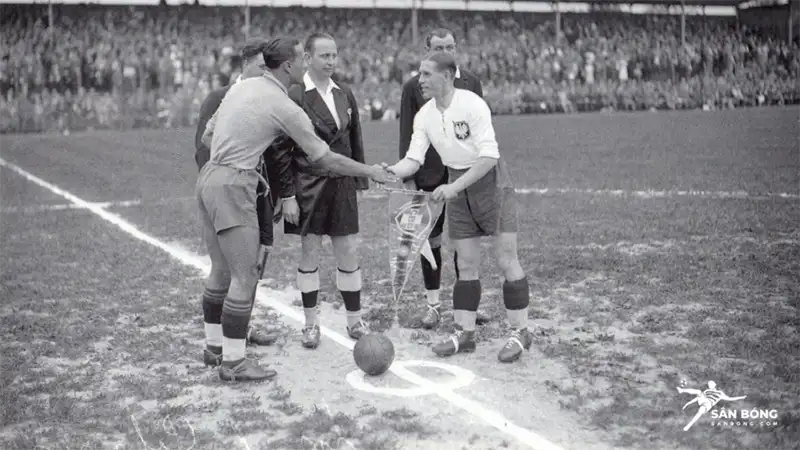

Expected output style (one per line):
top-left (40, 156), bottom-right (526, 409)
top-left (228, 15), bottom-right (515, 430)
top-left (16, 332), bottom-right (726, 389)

top-left (0, 157), bottom-right (565, 450)
top-left (0, 197), bottom-right (195, 214)
top-left (361, 187), bottom-right (800, 201)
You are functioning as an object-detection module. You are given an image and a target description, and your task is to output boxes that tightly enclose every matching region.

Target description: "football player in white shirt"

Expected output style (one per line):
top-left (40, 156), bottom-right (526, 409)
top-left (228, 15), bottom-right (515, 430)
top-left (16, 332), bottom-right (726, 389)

top-left (383, 51), bottom-right (533, 363)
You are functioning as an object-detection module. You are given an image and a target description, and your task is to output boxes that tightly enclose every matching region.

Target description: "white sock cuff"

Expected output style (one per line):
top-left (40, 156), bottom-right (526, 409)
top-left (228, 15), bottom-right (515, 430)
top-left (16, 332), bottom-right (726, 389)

top-left (204, 323), bottom-right (223, 347)
top-left (336, 267), bottom-right (362, 292)
top-left (297, 268), bottom-right (320, 293)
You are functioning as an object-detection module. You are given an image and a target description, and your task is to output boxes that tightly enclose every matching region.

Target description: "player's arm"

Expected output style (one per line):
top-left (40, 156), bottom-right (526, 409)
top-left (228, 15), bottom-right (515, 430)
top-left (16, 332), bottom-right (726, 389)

top-left (473, 74), bottom-right (484, 98)
top-left (200, 109), bottom-right (218, 149)
top-left (195, 94), bottom-right (215, 153)
top-left (276, 104), bottom-right (390, 181)
top-left (387, 112), bottom-right (429, 179)
top-left (398, 79), bottom-right (419, 161)
top-left (446, 99), bottom-right (499, 194)
top-left (269, 134), bottom-right (297, 199)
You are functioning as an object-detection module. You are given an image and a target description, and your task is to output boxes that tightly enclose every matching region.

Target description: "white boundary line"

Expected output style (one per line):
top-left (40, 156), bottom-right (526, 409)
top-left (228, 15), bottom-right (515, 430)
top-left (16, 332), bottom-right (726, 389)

top-left (0, 197), bottom-right (195, 214)
top-left (0, 157), bottom-right (565, 450)
top-left (361, 187), bottom-right (800, 201)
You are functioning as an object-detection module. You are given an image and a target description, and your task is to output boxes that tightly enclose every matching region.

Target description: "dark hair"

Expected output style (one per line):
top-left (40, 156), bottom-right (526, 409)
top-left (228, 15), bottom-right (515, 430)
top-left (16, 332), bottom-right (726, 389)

top-left (262, 37), bottom-right (301, 70)
top-left (425, 28), bottom-right (456, 48)
top-left (241, 38), bottom-right (268, 61)
top-left (305, 32), bottom-right (336, 54)
top-left (423, 51), bottom-right (457, 78)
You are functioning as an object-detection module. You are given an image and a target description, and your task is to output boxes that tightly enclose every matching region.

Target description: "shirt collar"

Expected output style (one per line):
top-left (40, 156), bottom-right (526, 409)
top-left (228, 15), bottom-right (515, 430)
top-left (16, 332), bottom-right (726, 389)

top-left (235, 74), bottom-right (243, 84)
top-left (431, 89), bottom-right (459, 110)
top-left (261, 71), bottom-right (288, 95)
top-left (303, 72), bottom-right (339, 94)
top-left (455, 66), bottom-right (461, 79)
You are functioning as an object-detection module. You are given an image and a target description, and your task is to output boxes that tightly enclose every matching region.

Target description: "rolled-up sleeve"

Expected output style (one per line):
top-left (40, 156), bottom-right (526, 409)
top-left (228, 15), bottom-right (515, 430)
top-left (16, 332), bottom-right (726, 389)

top-left (274, 102), bottom-right (329, 163)
top-left (404, 111), bottom-right (431, 165)
top-left (470, 98), bottom-right (500, 160)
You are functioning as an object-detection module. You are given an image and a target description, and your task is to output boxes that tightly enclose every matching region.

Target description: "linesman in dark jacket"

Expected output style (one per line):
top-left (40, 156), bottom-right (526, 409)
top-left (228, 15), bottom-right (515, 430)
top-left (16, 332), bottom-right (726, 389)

top-left (193, 39), bottom-right (280, 351)
top-left (271, 33), bottom-right (369, 349)
top-left (399, 28), bottom-right (488, 329)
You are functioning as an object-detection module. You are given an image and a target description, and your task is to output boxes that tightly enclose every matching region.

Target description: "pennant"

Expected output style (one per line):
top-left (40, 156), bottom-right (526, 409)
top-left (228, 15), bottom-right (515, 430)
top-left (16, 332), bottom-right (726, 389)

top-left (388, 189), bottom-right (444, 304)
top-left (420, 240), bottom-right (436, 270)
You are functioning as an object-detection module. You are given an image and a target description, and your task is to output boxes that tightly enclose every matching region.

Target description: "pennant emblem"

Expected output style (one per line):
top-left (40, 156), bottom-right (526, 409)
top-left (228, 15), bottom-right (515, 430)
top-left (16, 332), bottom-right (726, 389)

top-left (388, 190), bottom-right (444, 304)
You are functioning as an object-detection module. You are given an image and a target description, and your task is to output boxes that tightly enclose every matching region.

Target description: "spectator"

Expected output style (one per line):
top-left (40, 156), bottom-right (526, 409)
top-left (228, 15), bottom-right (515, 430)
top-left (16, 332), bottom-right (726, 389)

top-left (1, 4), bottom-right (797, 133)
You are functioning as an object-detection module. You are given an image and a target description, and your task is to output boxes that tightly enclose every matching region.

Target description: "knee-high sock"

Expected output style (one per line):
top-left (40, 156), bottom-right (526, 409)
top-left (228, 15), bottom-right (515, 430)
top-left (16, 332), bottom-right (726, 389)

top-left (337, 267), bottom-right (362, 328)
top-left (503, 277), bottom-right (530, 330)
top-left (297, 268), bottom-right (320, 327)
top-left (202, 287), bottom-right (227, 350)
top-left (420, 246), bottom-right (443, 307)
top-left (221, 296), bottom-right (252, 362)
top-left (452, 279), bottom-right (481, 331)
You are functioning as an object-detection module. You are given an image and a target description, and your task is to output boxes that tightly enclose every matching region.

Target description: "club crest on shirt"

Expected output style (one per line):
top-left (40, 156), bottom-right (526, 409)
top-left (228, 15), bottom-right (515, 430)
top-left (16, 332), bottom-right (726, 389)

top-left (453, 121), bottom-right (471, 140)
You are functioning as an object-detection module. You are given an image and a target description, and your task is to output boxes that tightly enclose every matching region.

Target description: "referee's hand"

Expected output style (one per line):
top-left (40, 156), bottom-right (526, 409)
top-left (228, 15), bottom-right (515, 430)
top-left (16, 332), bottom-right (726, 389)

top-left (369, 165), bottom-right (395, 184)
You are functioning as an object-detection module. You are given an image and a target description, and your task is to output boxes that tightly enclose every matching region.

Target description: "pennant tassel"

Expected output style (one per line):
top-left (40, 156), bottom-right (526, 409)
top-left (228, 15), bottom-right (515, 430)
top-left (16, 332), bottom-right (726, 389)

top-left (420, 239), bottom-right (437, 270)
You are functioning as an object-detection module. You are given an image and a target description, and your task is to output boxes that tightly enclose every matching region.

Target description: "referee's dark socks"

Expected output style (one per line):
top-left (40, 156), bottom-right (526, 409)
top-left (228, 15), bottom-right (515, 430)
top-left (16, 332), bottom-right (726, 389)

top-left (337, 267), bottom-right (362, 328)
top-left (503, 277), bottom-right (530, 330)
top-left (452, 279), bottom-right (481, 332)
top-left (221, 296), bottom-right (253, 363)
top-left (420, 245), bottom-right (443, 307)
top-left (202, 286), bottom-right (227, 352)
top-left (297, 268), bottom-right (320, 327)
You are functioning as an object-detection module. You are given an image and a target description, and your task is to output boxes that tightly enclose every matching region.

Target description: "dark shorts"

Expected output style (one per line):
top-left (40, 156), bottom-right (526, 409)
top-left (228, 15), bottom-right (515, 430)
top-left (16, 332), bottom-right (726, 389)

top-left (417, 173), bottom-right (448, 239)
top-left (196, 163), bottom-right (260, 234)
top-left (285, 174), bottom-right (359, 237)
top-left (446, 161), bottom-right (518, 240)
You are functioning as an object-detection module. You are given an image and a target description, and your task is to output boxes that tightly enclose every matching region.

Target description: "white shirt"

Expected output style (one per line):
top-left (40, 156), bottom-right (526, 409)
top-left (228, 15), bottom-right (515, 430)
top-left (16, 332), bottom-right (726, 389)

top-left (404, 89), bottom-right (499, 170)
top-left (304, 72), bottom-right (341, 129)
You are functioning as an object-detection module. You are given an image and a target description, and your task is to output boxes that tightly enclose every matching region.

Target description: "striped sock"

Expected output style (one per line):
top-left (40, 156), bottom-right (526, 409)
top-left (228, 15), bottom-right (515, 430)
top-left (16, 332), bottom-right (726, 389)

top-left (202, 287), bottom-right (227, 349)
top-left (221, 296), bottom-right (252, 362)
top-left (298, 268), bottom-right (320, 327)
top-left (453, 280), bottom-right (481, 332)
top-left (337, 267), bottom-right (362, 328)
top-left (503, 277), bottom-right (530, 330)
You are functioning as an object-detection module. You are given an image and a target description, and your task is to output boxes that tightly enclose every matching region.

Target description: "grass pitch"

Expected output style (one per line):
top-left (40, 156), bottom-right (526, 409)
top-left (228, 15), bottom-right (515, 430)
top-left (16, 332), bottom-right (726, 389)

top-left (1, 106), bottom-right (798, 450)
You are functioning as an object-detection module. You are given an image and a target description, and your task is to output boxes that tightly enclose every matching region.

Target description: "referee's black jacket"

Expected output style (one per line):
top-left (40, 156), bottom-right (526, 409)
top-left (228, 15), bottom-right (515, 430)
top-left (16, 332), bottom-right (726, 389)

top-left (398, 67), bottom-right (483, 190)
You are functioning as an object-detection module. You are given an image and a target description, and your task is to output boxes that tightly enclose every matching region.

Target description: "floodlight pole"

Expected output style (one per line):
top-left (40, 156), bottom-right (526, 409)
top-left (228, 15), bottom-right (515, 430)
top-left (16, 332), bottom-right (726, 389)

top-left (680, 0), bottom-right (686, 47)
top-left (245, 0), bottom-right (251, 41)
top-left (554, 1), bottom-right (561, 46)
top-left (412, 0), bottom-right (419, 47)
top-left (788, 0), bottom-right (793, 45)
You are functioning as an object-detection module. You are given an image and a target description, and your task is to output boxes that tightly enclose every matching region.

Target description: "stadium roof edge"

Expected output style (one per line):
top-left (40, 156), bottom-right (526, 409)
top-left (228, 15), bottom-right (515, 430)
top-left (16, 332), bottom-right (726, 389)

top-left (2, 0), bottom-right (785, 10)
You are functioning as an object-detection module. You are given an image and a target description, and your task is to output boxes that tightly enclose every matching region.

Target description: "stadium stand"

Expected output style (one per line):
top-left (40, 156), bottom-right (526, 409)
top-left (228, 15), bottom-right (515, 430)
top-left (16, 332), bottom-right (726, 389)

top-left (1, 3), bottom-right (798, 133)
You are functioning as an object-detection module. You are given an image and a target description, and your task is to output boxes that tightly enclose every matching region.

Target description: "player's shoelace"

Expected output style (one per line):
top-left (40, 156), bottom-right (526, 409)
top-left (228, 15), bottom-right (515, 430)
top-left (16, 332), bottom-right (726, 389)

top-left (449, 329), bottom-right (466, 352)
top-left (504, 329), bottom-right (525, 349)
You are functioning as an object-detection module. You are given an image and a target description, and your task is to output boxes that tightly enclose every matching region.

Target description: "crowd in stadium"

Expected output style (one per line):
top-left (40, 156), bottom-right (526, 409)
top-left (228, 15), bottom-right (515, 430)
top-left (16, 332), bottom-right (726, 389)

top-left (1, 4), bottom-right (798, 133)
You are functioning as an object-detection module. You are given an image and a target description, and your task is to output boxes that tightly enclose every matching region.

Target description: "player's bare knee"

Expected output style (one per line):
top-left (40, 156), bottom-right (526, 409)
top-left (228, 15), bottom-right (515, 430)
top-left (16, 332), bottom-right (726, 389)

top-left (332, 235), bottom-right (359, 272)
top-left (497, 256), bottom-right (524, 281)
top-left (208, 268), bottom-right (232, 289)
top-left (300, 235), bottom-right (323, 270)
top-left (456, 257), bottom-right (480, 280)
top-left (237, 261), bottom-right (261, 293)
top-left (428, 235), bottom-right (442, 249)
